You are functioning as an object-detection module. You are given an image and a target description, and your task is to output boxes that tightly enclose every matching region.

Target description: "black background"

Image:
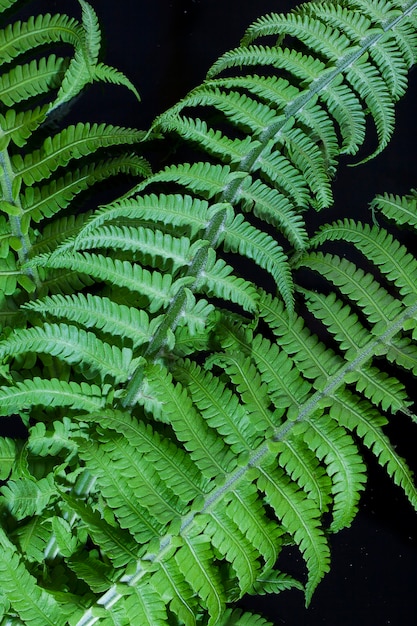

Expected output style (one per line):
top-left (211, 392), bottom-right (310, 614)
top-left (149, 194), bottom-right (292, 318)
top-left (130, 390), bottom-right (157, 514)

top-left (10, 1), bottom-right (417, 624)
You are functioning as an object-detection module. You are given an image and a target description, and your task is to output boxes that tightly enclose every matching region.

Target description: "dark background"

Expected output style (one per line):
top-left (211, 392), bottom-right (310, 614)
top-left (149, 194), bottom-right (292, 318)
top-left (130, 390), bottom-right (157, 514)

top-left (15, 1), bottom-right (417, 624)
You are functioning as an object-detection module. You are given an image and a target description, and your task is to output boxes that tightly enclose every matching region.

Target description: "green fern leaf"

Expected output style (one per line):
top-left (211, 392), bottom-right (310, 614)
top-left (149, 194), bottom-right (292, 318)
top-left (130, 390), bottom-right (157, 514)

top-left (371, 190), bottom-right (417, 230)
top-left (242, 12), bottom-right (353, 58)
top-left (297, 251), bottom-right (404, 333)
top-left (256, 466), bottom-right (330, 604)
top-left (216, 608), bottom-right (274, 626)
top-left (142, 362), bottom-right (236, 479)
top-left (91, 407), bottom-right (206, 502)
top-left (0, 0), bottom-right (19, 11)
top-left (0, 105), bottom-right (49, 148)
top-left (295, 415), bottom-right (367, 532)
top-left (0, 55), bottom-right (68, 106)
top-left (311, 220), bottom-right (417, 297)
top-left (123, 584), bottom-right (168, 625)
top-left (202, 508), bottom-right (261, 594)
top-left (318, 73), bottom-right (366, 154)
top-left (0, 14), bottom-right (82, 66)
top-left (77, 194), bottom-right (217, 239)
top-left (330, 389), bottom-right (417, 511)
top-left (0, 474), bottom-right (56, 520)
top-left (155, 112), bottom-right (260, 164)
top-left (12, 123), bottom-right (146, 186)
top-left (0, 323), bottom-right (136, 383)
top-left (172, 358), bottom-right (254, 454)
top-left (27, 418), bottom-right (78, 458)
top-left (274, 438), bottom-right (333, 515)
top-left (250, 569), bottom-right (304, 596)
top-left (0, 436), bottom-right (15, 480)
top-left (11, 513), bottom-right (52, 563)
top-left (73, 223), bottom-right (203, 272)
top-left (78, 0), bottom-right (101, 64)
top-left (148, 557), bottom-right (198, 626)
top-left (50, 516), bottom-right (79, 558)
top-left (133, 161), bottom-right (246, 199)
top-left (78, 437), bottom-right (166, 542)
top-left (221, 212), bottom-right (295, 302)
top-left (93, 62), bottom-right (141, 101)
top-left (199, 250), bottom-right (259, 313)
top-left (225, 482), bottom-right (283, 572)
top-left (207, 44), bottom-right (326, 82)
top-left (21, 156), bottom-right (151, 222)
top-left (176, 535), bottom-right (225, 625)
top-left (60, 492), bottom-right (140, 568)
top-left (95, 428), bottom-right (187, 526)
top-left (67, 554), bottom-right (117, 593)
top-left (209, 350), bottom-right (277, 436)
top-left (31, 251), bottom-right (191, 313)
top-left (0, 378), bottom-right (106, 415)
top-left (24, 292), bottom-right (157, 349)
top-left (0, 535), bottom-right (66, 625)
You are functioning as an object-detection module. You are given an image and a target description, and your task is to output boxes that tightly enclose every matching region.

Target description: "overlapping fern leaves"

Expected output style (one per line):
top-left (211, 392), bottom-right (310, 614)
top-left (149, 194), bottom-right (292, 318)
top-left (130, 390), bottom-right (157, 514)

top-left (0, 0), bottom-right (149, 309)
top-left (1, 0), bottom-right (417, 625)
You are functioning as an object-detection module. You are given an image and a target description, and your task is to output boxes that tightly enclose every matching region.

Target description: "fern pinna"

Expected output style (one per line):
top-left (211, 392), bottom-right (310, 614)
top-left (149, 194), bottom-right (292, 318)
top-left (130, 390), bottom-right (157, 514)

top-left (0, 1), bottom-right (417, 625)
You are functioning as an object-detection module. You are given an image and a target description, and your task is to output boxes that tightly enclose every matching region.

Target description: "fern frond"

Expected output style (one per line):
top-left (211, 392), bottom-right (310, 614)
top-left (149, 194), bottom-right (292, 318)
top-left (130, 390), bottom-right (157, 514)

top-left (330, 389), bottom-right (417, 511)
top-left (175, 534), bottom-right (225, 625)
top-left (73, 224), bottom-right (202, 272)
top-left (92, 62), bottom-right (141, 101)
top-left (199, 252), bottom-right (259, 313)
top-left (0, 14), bottom-right (82, 66)
top-left (11, 513), bottom-right (52, 563)
top-left (23, 293), bottom-right (157, 348)
top-left (36, 251), bottom-right (192, 312)
top-left (206, 45), bottom-right (326, 82)
top-left (12, 123), bottom-right (146, 186)
top-left (67, 553), bottom-right (116, 592)
top-left (141, 362), bottom-right (236, 478)
top-left (2, 2), bottom-right (417, 625)
top-left (1, 474), bottom-right (56, 520)
top-left (216, 608), bottom-right (274, 626)
top-left (310, 220), bottom-right (417, 297)
top-left (78, 0), bottom-right (101, 65)
top-left (122, 584), bottom-right (168, 626)
top-left (172, 358), bottom-right (254, 454)
top-left (91, 407), bottom-right (207, 501)
top-left (78, 437), bottom-right (167, 542)
top-left (77, 194), bottom-right (217, 239)
top-left (0, 55), bottom-right (68, 106)
top-left (0, 106), bottom-right (49, 148)
top-left (256, 466), bottom-right (330, 604)
top-left (0, 323), bottom-right (136, 383)
top-left (21, 156), bottom-right (150, 223)
top-left (224, 483), bottom-right (284, 572)
top-left (60, 492), bottom-right (140, 568)
top-left (231, 184), bottom-right (308, 251)
top-left (371, 190), bottom-right (417, 229)
top-left (0, 534), bottom-right (68, 625)
top-left (295, 415), bottom-right (367, 532)
top-left (27, 417), bottom-right (78, 458)
top-left (0, 378), bottom-right (107, 415)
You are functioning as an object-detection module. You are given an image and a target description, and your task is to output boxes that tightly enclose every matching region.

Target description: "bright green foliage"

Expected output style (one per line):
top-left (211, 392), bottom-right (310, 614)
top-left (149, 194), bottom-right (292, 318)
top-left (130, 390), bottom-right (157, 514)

top-left (1, 1), bottom-right (417, 626)
top-left (0, 0), bottom-right (149, 303)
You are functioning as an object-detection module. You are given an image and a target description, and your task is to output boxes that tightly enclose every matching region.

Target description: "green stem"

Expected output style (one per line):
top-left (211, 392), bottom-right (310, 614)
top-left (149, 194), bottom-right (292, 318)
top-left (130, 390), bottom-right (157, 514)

top-left (0, 148), bottom-right (39, 289)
